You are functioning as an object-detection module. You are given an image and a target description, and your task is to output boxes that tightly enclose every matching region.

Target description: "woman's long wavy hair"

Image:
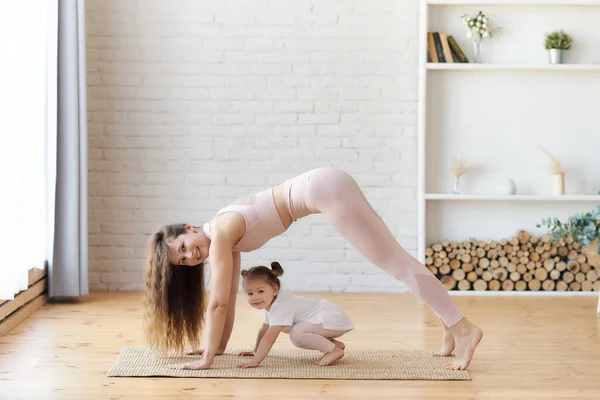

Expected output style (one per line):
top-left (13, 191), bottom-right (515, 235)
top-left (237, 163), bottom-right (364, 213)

top-left (143, 223), bottom-right (206, 355)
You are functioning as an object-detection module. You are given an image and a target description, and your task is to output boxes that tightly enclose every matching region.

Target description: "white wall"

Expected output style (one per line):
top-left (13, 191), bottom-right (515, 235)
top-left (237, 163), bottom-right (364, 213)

top-left (86, 0), bottom-right (420, 292)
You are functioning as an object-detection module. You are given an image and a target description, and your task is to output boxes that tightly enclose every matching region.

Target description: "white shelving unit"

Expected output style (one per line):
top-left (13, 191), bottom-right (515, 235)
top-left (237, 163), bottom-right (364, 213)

top-left (425, 194), bottom-right (600, 201)
top-left (427, 0), bottom-right (600, 5)
top-left (427, 63), bottom-right (600, 71)
top-left (417, 1), bottom-right (600, 297)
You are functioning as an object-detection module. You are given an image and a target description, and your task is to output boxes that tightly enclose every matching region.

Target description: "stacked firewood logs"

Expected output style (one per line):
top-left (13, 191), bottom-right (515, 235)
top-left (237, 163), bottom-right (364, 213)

top-left (426, 231), bottom-right (600, 292)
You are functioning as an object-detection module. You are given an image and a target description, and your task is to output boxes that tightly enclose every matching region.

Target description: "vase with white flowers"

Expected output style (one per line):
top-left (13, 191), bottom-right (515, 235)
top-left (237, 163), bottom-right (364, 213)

top-left (461, 11), bottom-right (500, 63)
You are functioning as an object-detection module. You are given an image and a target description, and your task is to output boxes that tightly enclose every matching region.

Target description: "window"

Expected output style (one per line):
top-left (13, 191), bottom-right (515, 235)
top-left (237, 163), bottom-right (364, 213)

top-left (0, 1), bottom-right (57, 300)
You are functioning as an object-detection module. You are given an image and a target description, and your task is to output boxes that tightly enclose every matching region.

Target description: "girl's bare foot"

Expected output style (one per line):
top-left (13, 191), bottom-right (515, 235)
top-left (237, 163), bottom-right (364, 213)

top-left (330, 338), bottom-right (345, 350)
top-left (447, 318), bottom-right (483, 370)
top-left (431, 323), bottom-right (455, 357)
top-left (315, 346), bottom-right (344, 366)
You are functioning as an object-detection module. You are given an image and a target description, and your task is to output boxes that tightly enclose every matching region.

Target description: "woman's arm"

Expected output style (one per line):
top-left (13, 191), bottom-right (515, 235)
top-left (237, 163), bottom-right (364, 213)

top-left (184, 252), bottom-right (239, 357)
top-left (200, 233), bottom-right (235, 366)
top-left (238, 325), bottom-right (284, 368)
top-left (219, 251), bottom-right (241, 351)
top-left (167, 214), bottom-right (245, 371)
top-left (168, 231), bottom-right (235, 371)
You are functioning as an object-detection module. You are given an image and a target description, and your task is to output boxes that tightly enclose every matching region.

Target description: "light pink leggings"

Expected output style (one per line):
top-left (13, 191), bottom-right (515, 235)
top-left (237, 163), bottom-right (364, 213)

top-left (289, 322), bottom-right (350, 353)
top-left (283, 167), bottom-right (464, 327)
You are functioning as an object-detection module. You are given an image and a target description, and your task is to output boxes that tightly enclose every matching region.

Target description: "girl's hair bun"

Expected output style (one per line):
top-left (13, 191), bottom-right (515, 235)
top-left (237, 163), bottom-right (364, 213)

top-left (270, 261), bottom-right (284, 277)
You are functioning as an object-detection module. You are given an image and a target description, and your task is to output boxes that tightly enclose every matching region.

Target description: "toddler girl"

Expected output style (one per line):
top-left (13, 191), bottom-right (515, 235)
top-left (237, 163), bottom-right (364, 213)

top-left (237, 261), bottom-right (353, 368)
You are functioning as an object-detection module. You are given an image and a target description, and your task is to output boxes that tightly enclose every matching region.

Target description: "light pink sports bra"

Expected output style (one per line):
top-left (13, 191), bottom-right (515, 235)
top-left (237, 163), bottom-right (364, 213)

top-left (201, 188), bottom-right (287, 253)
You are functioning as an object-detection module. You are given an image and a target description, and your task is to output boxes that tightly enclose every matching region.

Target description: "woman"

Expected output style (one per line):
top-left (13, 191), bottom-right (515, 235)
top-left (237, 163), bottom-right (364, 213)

top-left (144, 167), bottom-right (482, 371)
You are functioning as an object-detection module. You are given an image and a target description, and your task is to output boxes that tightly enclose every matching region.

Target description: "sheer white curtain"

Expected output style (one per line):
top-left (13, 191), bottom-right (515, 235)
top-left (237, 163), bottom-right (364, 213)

top-left (0, 1), bottom-right (57, 300)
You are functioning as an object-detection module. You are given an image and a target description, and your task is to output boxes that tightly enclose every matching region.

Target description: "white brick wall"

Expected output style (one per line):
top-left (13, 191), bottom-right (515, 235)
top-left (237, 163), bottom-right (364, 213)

top-left (86, 0), bottom-right (420, 292)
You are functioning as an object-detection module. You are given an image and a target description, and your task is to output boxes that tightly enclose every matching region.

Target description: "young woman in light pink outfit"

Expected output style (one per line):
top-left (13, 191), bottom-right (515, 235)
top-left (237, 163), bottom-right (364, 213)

top-left (144, 167), bottom-right (482, 371)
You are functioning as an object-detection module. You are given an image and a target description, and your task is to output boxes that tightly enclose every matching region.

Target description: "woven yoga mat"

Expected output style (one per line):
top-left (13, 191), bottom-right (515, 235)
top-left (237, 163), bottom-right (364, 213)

top-left (106, 347), bottom-right (471, 380)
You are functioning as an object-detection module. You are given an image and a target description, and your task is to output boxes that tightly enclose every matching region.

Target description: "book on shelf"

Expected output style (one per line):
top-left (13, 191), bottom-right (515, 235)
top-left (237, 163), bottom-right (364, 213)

top-left (427, 32), bottom-right (469, 63)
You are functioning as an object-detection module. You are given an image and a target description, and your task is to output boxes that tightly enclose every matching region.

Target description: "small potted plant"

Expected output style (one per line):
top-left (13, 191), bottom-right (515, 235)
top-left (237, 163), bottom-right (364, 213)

top-left (544, 30), bottom-right (572, 64)
top-left (537, 205), bottom-right (600, 267)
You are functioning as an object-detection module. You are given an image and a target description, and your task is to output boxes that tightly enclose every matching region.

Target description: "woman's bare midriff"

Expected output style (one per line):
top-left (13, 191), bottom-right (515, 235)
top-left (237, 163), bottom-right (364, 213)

top-left (272, 184), bottom-right (293, 230)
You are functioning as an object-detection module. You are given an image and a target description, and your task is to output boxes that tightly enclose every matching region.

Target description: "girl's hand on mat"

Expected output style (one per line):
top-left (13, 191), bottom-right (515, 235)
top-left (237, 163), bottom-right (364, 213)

top-left (237, 360), bottom-right (260, 368)
top-left (238, 351), bottom-right (255, 357)
top-left (167, 360), bottom-right (212, 370)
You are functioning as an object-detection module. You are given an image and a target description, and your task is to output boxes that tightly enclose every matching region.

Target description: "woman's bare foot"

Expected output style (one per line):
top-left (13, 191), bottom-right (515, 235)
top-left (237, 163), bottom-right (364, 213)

top-left (431, 324), bottom-right (455, 357)
top-left (447, 318), bottom-right (483, 370)
top-left (330, 338), bottom-right (345, 350)
top-left (315, 346), bottom-right (344, 366)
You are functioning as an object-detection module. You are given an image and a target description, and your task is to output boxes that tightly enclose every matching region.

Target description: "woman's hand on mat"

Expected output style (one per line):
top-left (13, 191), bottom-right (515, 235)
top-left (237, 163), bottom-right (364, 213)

top-left (237, 359), bottom-right (260, 369)
top-left (167, 359), bottom-right (212, 370)
top-left (238, 351), bottom-right (255, 357)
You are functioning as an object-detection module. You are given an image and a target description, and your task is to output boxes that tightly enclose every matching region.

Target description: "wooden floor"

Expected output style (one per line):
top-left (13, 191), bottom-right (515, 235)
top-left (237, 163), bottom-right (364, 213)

top-left (1, 292), bottom-right (599, 400)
